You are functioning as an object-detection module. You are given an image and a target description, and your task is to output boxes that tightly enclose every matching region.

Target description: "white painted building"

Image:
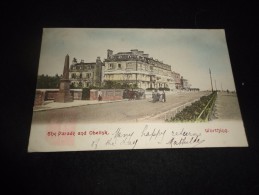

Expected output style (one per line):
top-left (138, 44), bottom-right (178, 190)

top-left (104, 49), bottom-right (177, 89)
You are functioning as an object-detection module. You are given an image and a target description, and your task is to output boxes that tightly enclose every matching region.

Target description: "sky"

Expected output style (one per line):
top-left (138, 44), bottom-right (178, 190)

top-left (38, 28), bottom-right (236, 91)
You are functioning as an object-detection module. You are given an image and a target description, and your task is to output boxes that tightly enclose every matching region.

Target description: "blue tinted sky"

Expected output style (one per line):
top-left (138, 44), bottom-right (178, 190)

top-left (38, 28), bottom-right (236, 91)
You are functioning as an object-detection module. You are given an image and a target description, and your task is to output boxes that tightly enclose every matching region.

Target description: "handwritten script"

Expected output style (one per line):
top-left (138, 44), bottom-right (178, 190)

top-left (103, 125), bottom-right (206, 149)
top-left (46, 125), bottom-right (206, 150)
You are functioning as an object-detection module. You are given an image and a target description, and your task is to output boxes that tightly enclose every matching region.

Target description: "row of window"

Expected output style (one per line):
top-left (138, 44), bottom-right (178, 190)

top-left (107, 62), bottom-right (172, 74)
top-left (108, 63), bottom-right (154, 71)
top-left (110, 55), bottom-right (165, 66)
top-left (104, 74), bottom-right (170, 81)
top-left (70, 65), bottom-right (95, 70)
top-left (108, 63), bottom-right (122, 69)
top-left (71, 73), bottom-right (92, 79)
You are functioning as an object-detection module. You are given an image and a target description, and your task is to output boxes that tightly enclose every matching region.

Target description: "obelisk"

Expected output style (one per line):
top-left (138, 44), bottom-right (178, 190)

top-left (55, 54), bottom-right (73, 102)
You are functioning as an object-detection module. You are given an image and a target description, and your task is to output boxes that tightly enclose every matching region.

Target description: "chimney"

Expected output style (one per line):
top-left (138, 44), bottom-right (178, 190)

top-left (131, 49), bottom-right (138, 55)
top-left (96, 56), bottom-right (102, 64)
top-left (72, 57), bottom-right (77, 65)
top-left (107, 49), bottom-right (113, 59)
top-left (139, 51), bottom-right (144, 55)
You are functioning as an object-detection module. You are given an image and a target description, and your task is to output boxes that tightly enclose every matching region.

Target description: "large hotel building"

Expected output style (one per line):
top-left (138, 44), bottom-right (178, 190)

top-left (104, 49), bottom-right (179, 89)
top-left (69, 49), bottom-right (189, 90)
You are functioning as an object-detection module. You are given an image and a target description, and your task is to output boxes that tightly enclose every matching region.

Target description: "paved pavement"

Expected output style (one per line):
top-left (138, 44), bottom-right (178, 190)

top-left (213, 92), bottom-right (242, 120)
top-left (33, 99), bottom-right (127, 112)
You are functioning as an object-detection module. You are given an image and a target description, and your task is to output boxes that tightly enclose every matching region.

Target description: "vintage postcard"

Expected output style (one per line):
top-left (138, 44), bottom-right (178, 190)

top-left (28, 28), bottom-right (248, 152)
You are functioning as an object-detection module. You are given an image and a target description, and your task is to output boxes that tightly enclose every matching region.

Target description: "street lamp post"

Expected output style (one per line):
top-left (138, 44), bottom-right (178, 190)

top-left (209, 68), bottom-right (213, 92)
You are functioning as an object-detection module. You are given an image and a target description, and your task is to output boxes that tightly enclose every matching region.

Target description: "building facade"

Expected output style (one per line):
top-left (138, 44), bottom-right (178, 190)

top-left (181, 76), bottom-right (190, 90)
top-left (69, 57), bottom-right (103, 88)
top-left (104, 49), bottom-right (177, 89)
top-left (171, 71), bottom-right (182, 89)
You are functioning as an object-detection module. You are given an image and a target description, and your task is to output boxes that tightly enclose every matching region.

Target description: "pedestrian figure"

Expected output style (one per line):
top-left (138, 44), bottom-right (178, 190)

top-left (152, 89), bottom-right (158, 103)
top-left (152, 90), bottom-right (155, 101)
top-left (162, 90), bottom-right (166, 102)
top-left (98, 89), bottom-right (102, 101)
top-left (158, 90), bottom-right (162, 102)
top-left (129, 89), bottom-right (134, 100)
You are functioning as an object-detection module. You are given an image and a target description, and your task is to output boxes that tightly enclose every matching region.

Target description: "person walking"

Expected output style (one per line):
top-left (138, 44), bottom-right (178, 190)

top-left (152, 90), bottom-right (155, 102)
top-left (158, 90), bottom-right (162, 102)
top-left (162, 90), bottom-right (166, 102)
top-left (98, 89), bottom-right (102, 101)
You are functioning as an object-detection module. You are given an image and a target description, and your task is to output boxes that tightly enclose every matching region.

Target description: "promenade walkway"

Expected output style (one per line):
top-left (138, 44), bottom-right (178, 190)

top-left (33, 99), bottom-right (126, 112)
top-left (213, 92), bottom-right (242, 120)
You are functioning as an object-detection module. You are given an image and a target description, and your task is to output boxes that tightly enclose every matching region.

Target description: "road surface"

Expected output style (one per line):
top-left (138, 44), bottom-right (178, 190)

top-left (32, 91), bottom-right (211, 124)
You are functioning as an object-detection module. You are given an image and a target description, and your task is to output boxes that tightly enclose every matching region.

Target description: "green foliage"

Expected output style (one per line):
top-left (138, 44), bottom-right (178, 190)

top-left (122, 83), bottom-right (130, 89)
top-left (70, 82), bottom-right (78, 89)
top-left (132, 83), bottom-right (138, 89)
top-left (158, 87), bottom-right (170, 91)
top-left (146, 87), bottom-right (170, 91)
top-left (146, 87), bottom-right (156, 91)
top-left (168, 92), bottom-right (217, 122)
top-left (81, 86), bottom-right (101, 100)
top-left (82, 88), bottom-right (90, 100)
top-left (103, 81), bottom-right (137, 89)
top-left (36, 74), bottom-right (61, 89)
top-left (89, 85), bottom-right (100, 89)
top-left (103, 81), bottom-right (116, 89)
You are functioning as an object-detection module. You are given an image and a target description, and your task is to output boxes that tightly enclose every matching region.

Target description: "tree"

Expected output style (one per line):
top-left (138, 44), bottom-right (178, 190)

top-left (36, 74), bottom-right (61, 89)
top-left (103, 81), bottom-right (116, 89)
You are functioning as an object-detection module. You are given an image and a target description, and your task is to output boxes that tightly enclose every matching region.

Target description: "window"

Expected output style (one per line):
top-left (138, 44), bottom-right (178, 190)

top-left (78, 82), bottom-right (82, 87)
top-left (126, 62), bottom-right (134, 70)
top-left (118, 64), bottom-right (121, 69)
top-left (109, 63), bottom-right (115, 69)
top-left (71, 73), bottom-right (76, 79)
